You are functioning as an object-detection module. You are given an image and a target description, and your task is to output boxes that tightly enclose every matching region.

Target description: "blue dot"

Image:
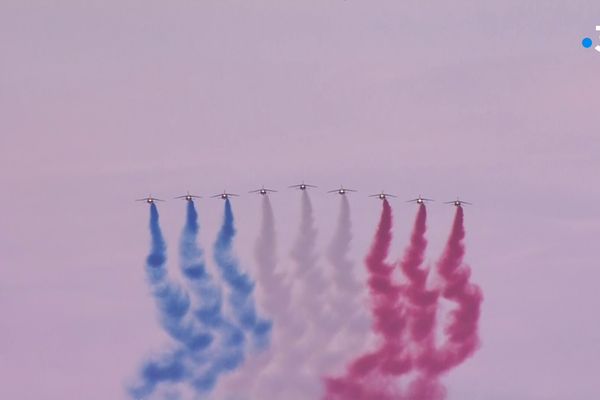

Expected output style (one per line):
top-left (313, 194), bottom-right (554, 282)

top-left (582, 37), bottom-right (593, 48)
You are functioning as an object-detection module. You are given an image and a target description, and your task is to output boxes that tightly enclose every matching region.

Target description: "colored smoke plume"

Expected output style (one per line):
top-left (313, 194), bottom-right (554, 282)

top-left (179, 200), bottom-right (247, 393)
top-left (324, 199), bottom-right (408, 400)
top-left (213, 199), bottom-right (272, 349)
top-left (408, 206), bottom-right (483, 400)
top-left (130, 203), bottom-right (210, 398)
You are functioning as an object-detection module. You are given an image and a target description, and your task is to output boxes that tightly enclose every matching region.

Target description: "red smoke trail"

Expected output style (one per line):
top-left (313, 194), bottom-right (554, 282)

top-left (324, 200), bottom-right (409, 400)
top-left (408, 206), bottom-right (483, 400)
top-left (400, 204), bottom-right (437, 344)
top-left (399, 204), bottom-right (444, 399)
top-left (325, 204), bottom-right (482, 400)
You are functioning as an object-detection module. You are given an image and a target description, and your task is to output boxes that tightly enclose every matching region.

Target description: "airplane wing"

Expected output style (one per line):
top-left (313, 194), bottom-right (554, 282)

top-left (135, 199), bottom-right (147, 202)
top-left (327, 189), bottom-right (339, 193)
top-left (462, 201), bottom-right (473, 205)
top-left (250, 187), bottom-right (277, 193)
top-left (210, 194), bottom-right (222, 198)
top-left (306, 184), bottom-right (318, 188)
top-left (346, 189), bottom-right (357, 192)
top-left (408, 198), bottom-right (434, 203)
top-left (228, 193), bottom-right (240, 197)
top-left (384, 194), bottom-right (397, 198)
top-left (154, 198), bottom-right (165, 202)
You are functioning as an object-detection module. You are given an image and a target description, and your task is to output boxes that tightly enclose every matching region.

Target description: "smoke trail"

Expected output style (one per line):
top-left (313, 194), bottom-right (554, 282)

top-left (178, 200), bottom-right (247, 394)
top-left (328, 196), bottom-right (358, 294)
top-left (400, 204), bottom-right (438, 350)
top-left (213, 199), bottom-right (272, 350)
top-left (291, 191), bottom-right (339, 390)
top-left (251, 191), bottom-right (333, 399)
top-left (131, 351), bottom-right (189, 399)
top-left (358, 199), bottom-right (409, 378)
top-left (399, 204), bottom-right (445, 399)
top-left (325, 195), bottom-right (370, 372)
top-left (427, 206), bottom-right (482, 372)
top-left (214, 195), bottom-right (295, 399)
top-left (400, 204), bottom-right (433, 342)
top-left (324, 199), bottom-right (408, 400)
top-left (130, 203), bottom-right (212, 398)
top-left (145, 204), bottom-right (196, 345)
top-left (328, 196), bottom-right (362, 309)
top-left (408, 206), bottom-right (483, 400)
top-left (297, 193), bottom-right (357, 376)
top-left (254, 195), bottom-right (292, 324)
top-left (290, 191), bottom-right (329, 319)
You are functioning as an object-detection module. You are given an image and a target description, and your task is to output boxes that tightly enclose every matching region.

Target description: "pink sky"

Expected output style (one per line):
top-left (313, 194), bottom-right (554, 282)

top-left (1, 1), bottom-right (600, 399)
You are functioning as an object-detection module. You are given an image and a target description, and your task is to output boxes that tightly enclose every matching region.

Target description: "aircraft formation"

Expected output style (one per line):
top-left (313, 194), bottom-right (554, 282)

top-left (136, 183), bottom-right (471, 206)
top-left (132, 180), bottom-right (480, 399)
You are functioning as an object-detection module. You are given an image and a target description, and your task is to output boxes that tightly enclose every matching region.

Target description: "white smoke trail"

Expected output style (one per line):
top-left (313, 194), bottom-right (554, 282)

top-left (214, 195), bottom-right (294, 399)
top-left (251, 191), bottom-right (335, 399)
top-left (324, 195), bottom-right (370, 375)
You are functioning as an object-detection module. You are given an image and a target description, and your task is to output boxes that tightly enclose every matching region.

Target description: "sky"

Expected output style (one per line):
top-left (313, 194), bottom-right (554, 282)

top-left (1, 1), bottom-right (600, 399)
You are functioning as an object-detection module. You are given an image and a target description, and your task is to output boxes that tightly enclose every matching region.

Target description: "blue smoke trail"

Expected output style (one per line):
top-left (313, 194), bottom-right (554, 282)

top-left (178, 200), bottom-right (247, 393)
top-left (145, 204), bottom-right (212, 349)
top-left (130, 350), bottom-right (187, 399)
top-left (214, 199), bottom-right (272, 350)
top-left (129, 203), bottom-right (212, 399)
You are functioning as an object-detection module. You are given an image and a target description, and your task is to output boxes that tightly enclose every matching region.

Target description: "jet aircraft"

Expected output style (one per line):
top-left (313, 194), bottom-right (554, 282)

top-left (407, 195), bottom-right (434, 204)
top-left (328, 186), bottom-right (357, 195)
top-left (211, 191), bottom-right (240, 200)
top-left (249, 186), bottom-right (277, 195)
top-left (174, 192), bottom-right (202, 201)
top-left (289, 181), bottom-right (317, 190)
top-left (369, 191), bottom-right (397, 200)
top-left (445, 198), bottom-right (472, 207)
top-left (136, 195), bottom-right (165, 204)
